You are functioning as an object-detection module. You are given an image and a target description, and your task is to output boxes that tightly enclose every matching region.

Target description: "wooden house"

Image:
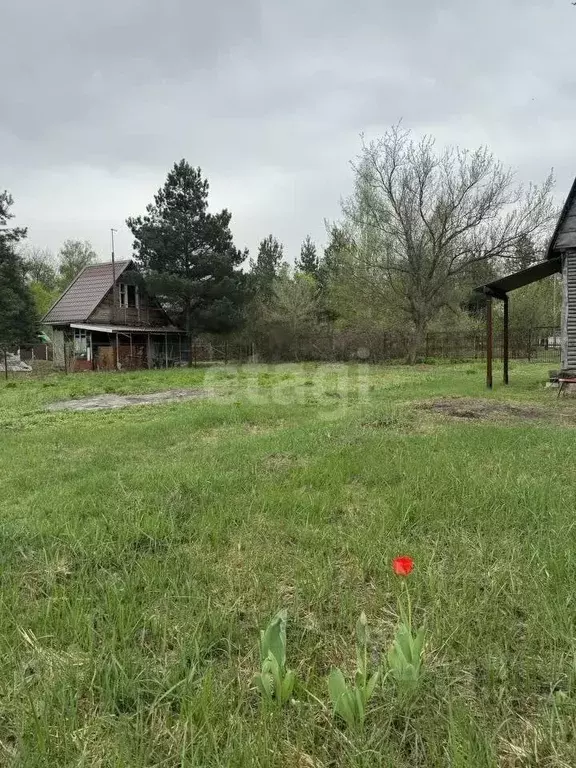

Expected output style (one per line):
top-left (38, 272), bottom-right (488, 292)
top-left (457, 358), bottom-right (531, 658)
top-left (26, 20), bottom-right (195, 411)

top-left (42, 260), bottom-right (188, 371)
top-left (477, 178), bottom-right (576, 386)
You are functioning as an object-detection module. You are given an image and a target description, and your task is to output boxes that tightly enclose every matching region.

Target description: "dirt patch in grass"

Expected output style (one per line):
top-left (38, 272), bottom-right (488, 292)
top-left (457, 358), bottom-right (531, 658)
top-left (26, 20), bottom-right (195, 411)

top-left (422, 397), bottom-right (575, 424)
top-left (46, 389), bottom-right (211, 412)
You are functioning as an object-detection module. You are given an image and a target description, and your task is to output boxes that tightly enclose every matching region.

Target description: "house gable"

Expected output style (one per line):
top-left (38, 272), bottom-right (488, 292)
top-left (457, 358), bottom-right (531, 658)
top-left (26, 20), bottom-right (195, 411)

top-left (43, 260), bottom-right (177, 330)
top-left (88, 264), bottom-right (173, 328)
top-left (548, 178), bottom-right (576, 257)
top-left (42, 261), bottom-right (132, 324)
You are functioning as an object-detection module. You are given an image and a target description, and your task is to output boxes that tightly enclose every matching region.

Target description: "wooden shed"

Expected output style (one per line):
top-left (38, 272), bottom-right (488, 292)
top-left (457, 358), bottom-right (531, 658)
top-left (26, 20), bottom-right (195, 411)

top-left (477, 178), bottom-right (576, 386)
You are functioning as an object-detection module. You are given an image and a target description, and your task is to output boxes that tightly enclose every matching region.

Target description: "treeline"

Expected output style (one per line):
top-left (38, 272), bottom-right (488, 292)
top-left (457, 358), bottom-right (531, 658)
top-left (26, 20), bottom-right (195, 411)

top-left (21, 240), bottom-right (100, 316)
top-left (241, 124), bottom-right (560, 361)
top-left (0, 193), bottom-right (39, 361)
top-left (2, 124), bottom-right (562, 364)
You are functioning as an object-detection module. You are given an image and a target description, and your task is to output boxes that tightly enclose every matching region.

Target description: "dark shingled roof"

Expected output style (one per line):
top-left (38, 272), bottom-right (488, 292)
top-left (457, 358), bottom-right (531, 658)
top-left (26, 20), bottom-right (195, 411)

top-left (42, 261), bottom-right (132, 324)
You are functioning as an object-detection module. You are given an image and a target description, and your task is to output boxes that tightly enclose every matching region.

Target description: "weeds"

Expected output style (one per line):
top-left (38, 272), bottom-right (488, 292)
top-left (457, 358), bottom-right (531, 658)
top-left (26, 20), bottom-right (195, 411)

top-left (254, 609), bottom-right (296, 705)
top-left (328, 613), bottom-right (380, 729)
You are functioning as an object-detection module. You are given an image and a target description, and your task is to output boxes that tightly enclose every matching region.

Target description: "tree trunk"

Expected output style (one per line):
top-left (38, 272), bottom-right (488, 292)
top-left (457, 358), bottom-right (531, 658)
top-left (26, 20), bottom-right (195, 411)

top-left (406, 321), bottom-right (427, 364)
top-left (186, 304), bottom-right (195, 368)
top-left (3, 349), bottom-right (8, 381)
top-left (189, 333), bottom-right (196, 367)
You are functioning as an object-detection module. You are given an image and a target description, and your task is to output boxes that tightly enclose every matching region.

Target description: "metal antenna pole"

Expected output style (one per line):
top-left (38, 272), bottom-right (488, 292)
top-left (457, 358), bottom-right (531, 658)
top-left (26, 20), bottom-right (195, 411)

top-left (111, 228), bottom-right (118, 298)
top-left (111, 228), bottom-right (118, 368)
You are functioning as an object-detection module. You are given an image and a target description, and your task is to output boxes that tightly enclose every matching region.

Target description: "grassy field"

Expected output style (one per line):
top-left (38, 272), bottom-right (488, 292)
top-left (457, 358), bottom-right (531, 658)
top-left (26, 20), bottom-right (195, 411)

top-left (1, 361), bottom-right (576, 767)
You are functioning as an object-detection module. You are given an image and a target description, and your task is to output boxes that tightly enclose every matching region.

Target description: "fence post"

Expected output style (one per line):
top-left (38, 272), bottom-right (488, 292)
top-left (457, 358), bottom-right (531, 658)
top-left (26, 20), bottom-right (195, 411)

top-left (486, 296), bottom-right (493, 389)
top-left (527, 329), bottom-right (532, 362)
top-left (503, 295), bottom-right (509, 385)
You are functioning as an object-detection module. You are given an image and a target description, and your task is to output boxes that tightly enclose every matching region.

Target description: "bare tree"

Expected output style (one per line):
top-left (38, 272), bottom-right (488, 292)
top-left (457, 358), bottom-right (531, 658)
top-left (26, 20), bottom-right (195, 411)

top-left (58, 239), bottom-right (99, 288)
top-left (348, 124), bottom-right (556, 362)
top-left (20, 245), bottom-right (58, 289)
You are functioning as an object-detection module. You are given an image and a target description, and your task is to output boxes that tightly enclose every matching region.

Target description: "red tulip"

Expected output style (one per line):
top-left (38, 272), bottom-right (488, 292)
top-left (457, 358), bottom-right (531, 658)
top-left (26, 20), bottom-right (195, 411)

top-left (392, 556), bottom-right (414, 576)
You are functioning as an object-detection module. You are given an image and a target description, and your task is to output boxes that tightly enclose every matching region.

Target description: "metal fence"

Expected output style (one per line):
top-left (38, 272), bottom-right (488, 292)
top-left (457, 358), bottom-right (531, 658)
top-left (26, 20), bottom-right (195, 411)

top-left (192, 326), bottom-right (562, 365)
top-left (30, 327), bottom-right (561, 370)
top-left (424, 327), bottom-right (561, 364)
top-left (20, 343), bottom-right (53, 362)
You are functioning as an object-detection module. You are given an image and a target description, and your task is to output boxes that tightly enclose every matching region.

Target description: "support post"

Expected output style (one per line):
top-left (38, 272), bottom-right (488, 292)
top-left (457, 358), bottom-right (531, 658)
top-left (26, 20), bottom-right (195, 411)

top-left (147, 334), bottom-right (152, 369)
top-left (486, 295), bottom-right (493, 389)
top-left (503, 294), bottom-right (509, 385)
top-left (3, 349), bottom-right (8, 381)
top-left (164, 333), bottom-right (168, 368)
top-left (115, 332), bottom-right (119, 370)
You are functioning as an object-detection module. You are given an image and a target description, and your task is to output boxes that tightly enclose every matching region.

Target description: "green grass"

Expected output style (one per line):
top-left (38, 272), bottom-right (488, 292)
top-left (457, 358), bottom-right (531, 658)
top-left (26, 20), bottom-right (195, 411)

top-left (1, 362), bottom-right (576, 766)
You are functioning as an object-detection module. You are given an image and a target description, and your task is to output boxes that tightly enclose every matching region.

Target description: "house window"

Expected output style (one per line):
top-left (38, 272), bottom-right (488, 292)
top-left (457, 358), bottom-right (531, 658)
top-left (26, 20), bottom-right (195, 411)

top-left (73, 328), bottom-right (91, 360)
top-left (119, 283), bottom-right (139, 308)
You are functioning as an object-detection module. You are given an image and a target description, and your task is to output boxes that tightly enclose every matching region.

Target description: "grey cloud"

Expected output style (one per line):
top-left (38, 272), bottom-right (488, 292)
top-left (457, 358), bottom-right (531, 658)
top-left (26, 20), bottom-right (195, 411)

top-left (2, 0), bottom-right (261, 142)
top-left (2, 0), bottom-right (576, 260)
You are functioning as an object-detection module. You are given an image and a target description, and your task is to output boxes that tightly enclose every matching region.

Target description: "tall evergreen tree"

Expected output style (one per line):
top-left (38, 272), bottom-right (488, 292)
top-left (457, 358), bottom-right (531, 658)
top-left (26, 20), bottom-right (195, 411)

top-left (316, 224), bottom-right (353, 322)
top-left (0, 192), bottom-right (38, 375)
top-left (126, 160), bottom-right (247, 336)
top-left (0, 191), bottom-right (26, 245)
top-left (296, 235), bottom-right (319, 276)
top-left (249, 235), bottom-right (284, 301)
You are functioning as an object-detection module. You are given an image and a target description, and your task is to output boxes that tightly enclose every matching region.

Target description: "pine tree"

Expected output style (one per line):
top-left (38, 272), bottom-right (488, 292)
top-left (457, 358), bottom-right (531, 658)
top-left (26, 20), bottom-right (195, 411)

top-left (249, 235), bottom-right (284, 301)
top-left (126, 160), bottom-right (247, 336)
top-left (296, 235), bottom-right (319, 276)
top-left (0, 192), bottom-right (38, 375)
top-left (0, 191), bottom-right (26, 244)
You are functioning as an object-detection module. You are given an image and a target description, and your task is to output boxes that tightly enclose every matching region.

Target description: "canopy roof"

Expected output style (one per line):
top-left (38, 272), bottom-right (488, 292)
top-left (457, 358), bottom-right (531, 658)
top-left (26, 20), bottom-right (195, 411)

top-left (476, 257), bottom-right (561, 300)
top-left (70, 323), bottom-right (183, 335)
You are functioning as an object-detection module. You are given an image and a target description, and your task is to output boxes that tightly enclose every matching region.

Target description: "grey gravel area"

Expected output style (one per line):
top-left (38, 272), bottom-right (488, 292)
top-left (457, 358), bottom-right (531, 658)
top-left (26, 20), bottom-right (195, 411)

top-left (46, 389), bottom-right (211, 412)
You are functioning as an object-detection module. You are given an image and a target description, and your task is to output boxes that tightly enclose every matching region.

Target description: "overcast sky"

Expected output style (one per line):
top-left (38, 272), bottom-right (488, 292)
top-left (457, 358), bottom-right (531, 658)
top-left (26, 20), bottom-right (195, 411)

top-left (2, 0), bottom-right (576, 264)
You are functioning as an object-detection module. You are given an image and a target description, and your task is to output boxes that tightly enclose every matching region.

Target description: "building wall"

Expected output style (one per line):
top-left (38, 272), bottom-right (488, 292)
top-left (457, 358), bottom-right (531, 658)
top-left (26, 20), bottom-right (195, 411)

top-left (51, 327), bottom-right (66, 367)
top-left (564, 251), bottom-right (576, 369)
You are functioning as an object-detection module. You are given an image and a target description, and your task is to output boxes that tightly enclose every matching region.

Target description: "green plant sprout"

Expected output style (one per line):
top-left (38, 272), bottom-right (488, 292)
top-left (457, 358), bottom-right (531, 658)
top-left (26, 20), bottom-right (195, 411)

top-left (328, 612), bottom-right (380, 729)
top-left (254, 609), bottom-right (296, 705)
top-left (388, 556), bottom-right (425, 689)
